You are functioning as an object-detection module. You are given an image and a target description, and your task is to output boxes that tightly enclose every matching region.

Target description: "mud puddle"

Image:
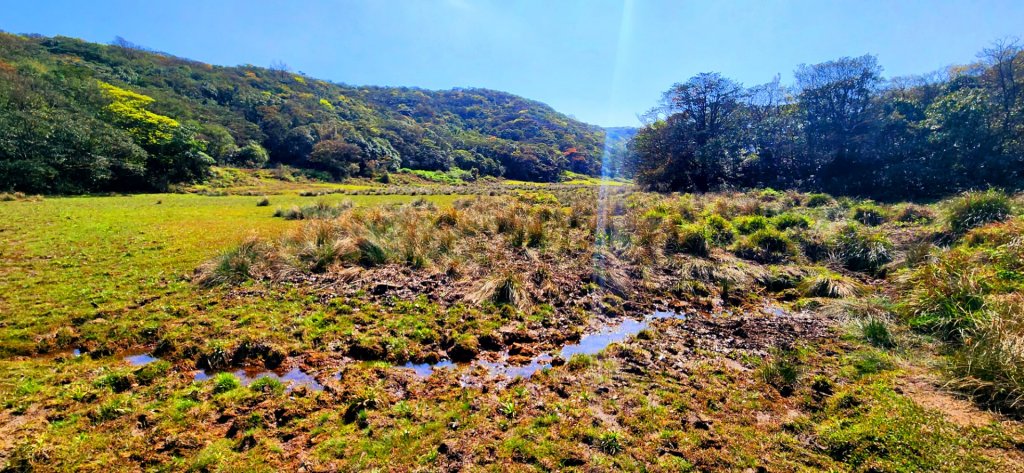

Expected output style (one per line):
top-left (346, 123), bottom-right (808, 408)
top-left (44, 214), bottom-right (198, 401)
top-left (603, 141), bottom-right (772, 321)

top-left (405, 310), bottom-right (686, 380)
top-left (123, 352), bottom-right (323, 391)
top-left (125, 352), bottom-right (159, 366)
top-left (193, 367), bottom-right (325, 391)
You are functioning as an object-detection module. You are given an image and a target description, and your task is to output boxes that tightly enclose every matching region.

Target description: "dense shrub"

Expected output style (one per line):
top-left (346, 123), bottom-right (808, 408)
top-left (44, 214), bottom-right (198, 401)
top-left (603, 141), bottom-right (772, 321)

top-left (230, 142), bottom-right (270, 168)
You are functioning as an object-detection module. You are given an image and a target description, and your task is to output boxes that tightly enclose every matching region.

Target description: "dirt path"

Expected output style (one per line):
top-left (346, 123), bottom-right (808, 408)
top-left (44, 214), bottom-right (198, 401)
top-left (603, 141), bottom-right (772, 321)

top-left (897, 369), bottom-right (999, 428)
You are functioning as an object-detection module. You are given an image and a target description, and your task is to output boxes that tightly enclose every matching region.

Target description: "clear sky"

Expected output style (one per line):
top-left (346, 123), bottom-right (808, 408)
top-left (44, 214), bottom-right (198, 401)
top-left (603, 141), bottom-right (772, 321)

top-left (3, 0), bottom-right (1024, 126)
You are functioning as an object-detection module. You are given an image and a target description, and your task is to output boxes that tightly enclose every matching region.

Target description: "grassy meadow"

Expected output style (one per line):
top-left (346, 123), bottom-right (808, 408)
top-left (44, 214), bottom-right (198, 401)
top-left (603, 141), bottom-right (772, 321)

top-left (2, 173), bottom-right (1024, 472)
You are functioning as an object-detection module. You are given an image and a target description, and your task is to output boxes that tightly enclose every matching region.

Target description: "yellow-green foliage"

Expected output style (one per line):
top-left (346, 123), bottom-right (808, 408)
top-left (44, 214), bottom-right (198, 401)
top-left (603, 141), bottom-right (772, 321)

top-left (98, 81), bottom-right (179, 144)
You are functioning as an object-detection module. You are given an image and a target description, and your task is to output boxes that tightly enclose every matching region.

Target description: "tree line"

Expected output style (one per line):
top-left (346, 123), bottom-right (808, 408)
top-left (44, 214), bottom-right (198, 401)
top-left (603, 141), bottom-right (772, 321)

top-left (625, 40), bottom-right (1024, 199)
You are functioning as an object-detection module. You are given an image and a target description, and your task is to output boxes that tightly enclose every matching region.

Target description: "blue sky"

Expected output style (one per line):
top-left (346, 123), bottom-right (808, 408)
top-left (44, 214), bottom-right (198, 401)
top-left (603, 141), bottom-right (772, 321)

top-left (3, 0), bottom-right (1024, 126)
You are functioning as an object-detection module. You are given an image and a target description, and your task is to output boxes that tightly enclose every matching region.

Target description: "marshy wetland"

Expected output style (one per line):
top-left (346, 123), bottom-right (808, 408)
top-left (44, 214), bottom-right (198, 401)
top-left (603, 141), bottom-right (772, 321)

top-left (3, 176), bottom-right (1024, 472)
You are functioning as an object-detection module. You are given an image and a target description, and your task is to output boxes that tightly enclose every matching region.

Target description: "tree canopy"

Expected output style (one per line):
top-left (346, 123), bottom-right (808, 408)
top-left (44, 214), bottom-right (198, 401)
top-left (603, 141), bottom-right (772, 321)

top-left (628, 46), bottom-right (1024, 199)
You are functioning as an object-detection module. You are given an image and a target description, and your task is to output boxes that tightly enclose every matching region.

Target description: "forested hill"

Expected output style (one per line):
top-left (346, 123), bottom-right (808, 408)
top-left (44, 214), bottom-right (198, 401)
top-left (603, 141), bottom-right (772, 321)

top-left (0, 33), bottom-right (607, 193)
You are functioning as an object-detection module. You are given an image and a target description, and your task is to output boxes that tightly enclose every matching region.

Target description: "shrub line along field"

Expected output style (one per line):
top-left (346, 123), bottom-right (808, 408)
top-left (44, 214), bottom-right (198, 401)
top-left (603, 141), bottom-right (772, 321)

top-left (3, 176), bottom-right (1024, 471)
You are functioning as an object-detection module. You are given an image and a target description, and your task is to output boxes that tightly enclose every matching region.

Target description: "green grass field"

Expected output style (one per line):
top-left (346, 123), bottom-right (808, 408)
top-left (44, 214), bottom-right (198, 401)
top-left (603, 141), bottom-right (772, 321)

top-left (0, 192), bottom-right (462, 356)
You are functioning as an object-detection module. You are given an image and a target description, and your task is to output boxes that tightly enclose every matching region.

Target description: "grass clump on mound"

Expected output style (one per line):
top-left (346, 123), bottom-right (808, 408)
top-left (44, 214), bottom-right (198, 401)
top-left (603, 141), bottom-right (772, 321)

top-left (772, 212), bottom-right (811, 230)
top-left (945, 190), bottom-right (1013, 236)
top-left (703, 214), bottom-right (736, 245)
top-left (828, 224), bottom-right (893, 275)
top-left (898, 248), bottom-right (989, 339)
top-left (733, 215), bottom-right (772, 235)
top-left (196, 237), bottom-right (271, 286)
top-left (734, 228), bottom-right (796, 263)
top-left (851, 204), bottom-right (887, 226)
top-left (274, 200), bottom-right (354, 220)
top-left (469, 271), bottom-right (532, 312)
top-left (804, 193), bottom-right (834, 207)
top-left (949, 296), bottom-right (1024, 411)
top-left (665, 224), bottom-right (710, 257)
top-left (897, 227), bottom-right (1024, 411)
top-left (799, 269), bottom-right (866, 298)
top-left (760, 349), bottom-right (802, 395)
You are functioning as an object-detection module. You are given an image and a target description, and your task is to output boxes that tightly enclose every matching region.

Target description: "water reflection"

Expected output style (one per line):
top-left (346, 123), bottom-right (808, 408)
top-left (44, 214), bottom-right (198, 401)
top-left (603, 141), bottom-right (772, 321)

top-left (402, 359), bottom-right (455, 377)
top-left (194, 367), bottom-right (324, 391)
top-left (405, 310), bottom-right (686, 380)
top-left (125, 353), bottom-right (158, 366)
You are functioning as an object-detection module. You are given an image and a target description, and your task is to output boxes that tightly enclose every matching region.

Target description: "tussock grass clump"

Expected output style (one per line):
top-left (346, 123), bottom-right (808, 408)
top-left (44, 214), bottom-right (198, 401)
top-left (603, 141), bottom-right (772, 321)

top-left (703, 214), bottom-right (736, 245)
top-left (893, 240), bottom-right (935, 269)
top-left (134, 360), bottom-right (171, 385)
top-left (526, 218), bottom-right (546, 248)
top-left (800, 269), bottom-right (866, 298)
top-left (679, 258), bottom-right (720, 283)
top-left (566, 353), bottom-right (595, 371)
top-left (760, 350), bottom-right (802, 395)
top-left (352, 237), bottom-right (388, 267)
top-left (0, 191), bottom-right (43, 202)
top-left (596, 431), bottom-right (624, 455)
top-left (851, 204), bottom-right (887, 226)
top-left (805, 193), bottom-right (834, 207)
top-left (897, 232), bottom-right (1024, 410)
top-left (274, 200), bottom-right (354, 220)
top-left (962, 218), bottom-right (1024, 247)
top-left (757, 265), bottom-right (807, 292)
top-left (859, 318), bottom-right (895, 348)
top-left (196, 237), bottom-right (271, 286)
top-left (469, 271), bottom-right (531, 312)
top-left (666, 224), bottom-right (710, 257)
top-left (96, 371), bottom-right (134, 393)
top-left (212, 372), bottom-right (241, 394)
top-left (434, 207), bottom-right (459, 227)
top-left (948, 296), bottom-right (1024, 411)
top-left (828, 224), bottom-right (893, 275)
top-left (733, 215), bottom-right (771, 235)
top-left (898, 248), bottom-right (989, 339)
top-left (772, 212), bottom-right (811, 230)
top-left (256, 196), bottom-right (270, 207)
top-left (893, 204), bottom-right (934, 224)
top-left (945, 190), bottom-right (1013, 235)
top-left (734, 228), bottom-right (796, 263)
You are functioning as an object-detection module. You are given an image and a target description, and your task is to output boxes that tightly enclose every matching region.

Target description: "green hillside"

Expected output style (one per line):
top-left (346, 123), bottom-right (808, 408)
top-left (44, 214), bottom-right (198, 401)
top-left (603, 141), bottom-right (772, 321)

top-left (0, 33), bottom-right (607, 193)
